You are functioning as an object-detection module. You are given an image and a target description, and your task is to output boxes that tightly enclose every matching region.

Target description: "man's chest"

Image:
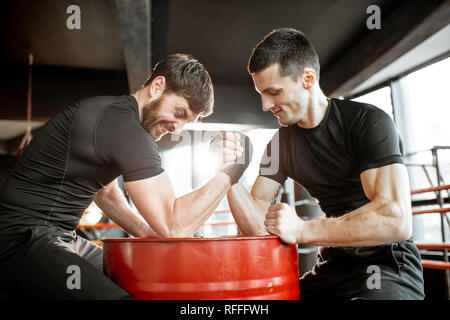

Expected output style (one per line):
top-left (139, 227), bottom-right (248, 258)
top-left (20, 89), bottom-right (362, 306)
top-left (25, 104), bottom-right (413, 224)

top-left (286, 129), bottom-right (360, 193)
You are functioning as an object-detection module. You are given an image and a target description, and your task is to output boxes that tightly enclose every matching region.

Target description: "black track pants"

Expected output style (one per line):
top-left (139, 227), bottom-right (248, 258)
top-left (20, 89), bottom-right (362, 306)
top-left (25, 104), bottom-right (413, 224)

top-left (0, 225), bottom-right (131, 300)
top-left (299, 239), bottom-right (425, 300)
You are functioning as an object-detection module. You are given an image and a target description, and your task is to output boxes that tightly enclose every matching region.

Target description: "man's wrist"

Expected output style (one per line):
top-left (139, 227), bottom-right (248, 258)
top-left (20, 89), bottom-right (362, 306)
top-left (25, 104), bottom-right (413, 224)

top-left (216, 171), bottom-right (232, 186)
top-left (297, 219), bottom-right (310, 244)
top-left (299, 217), bottom-right (325, 245)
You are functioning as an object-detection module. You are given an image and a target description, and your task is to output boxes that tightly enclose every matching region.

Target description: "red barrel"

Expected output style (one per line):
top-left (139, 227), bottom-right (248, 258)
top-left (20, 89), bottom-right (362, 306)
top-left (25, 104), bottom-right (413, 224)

top-left (103, 235), bottom-right (299, 300)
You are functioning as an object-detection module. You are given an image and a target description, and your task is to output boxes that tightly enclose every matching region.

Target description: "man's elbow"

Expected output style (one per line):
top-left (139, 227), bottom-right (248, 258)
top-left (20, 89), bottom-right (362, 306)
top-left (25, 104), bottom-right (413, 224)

top-left (393, 224), bottom-right (411, 243)
top-left (396, 220), bottom-right (412, 242)
top-left (150, 227), bottom-right (175, 238)
top-left (390, 202), bottom-right (412, 242)
top-left (136, 229), bottom-right (192, 238)
top-left (153, 224), bottom-right (193, 238)
top-left (135, 230), bottom-right (153, 238)
top-left (136, 228), bottom-right (162, 238)
top-left (160, 230), bottom-right (193, 238)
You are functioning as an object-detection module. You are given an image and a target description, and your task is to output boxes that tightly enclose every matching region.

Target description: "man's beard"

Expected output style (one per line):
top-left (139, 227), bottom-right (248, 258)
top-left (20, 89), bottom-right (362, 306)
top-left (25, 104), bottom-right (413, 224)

top-left (141, 95), bottom-right (171, 141)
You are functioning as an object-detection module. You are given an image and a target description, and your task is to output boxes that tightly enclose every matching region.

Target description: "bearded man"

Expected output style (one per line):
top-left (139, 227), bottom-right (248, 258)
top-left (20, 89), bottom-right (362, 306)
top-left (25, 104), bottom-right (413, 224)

top-left (0, 54), bottom-right (250, 299)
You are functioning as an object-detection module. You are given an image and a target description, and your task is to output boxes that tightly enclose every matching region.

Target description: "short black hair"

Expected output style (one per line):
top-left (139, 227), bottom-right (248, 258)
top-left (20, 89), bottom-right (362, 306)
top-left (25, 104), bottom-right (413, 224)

top-left (143, 54), bottom-right (214, 117)
top-left (248, 28), bottom-right (320, 81)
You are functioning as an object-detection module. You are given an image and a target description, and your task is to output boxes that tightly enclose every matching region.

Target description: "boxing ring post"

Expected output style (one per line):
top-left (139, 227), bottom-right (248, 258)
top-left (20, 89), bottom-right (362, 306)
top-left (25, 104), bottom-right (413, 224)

top-left (408, 145), bottom-right (450, 299)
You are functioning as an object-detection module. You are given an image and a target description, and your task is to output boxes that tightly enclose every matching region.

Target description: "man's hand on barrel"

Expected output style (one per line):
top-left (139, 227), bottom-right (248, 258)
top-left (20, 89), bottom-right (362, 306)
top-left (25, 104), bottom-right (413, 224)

top-left (209, 131), bottom-right (253, 185)
top-left (264, 203), bottom-right (304, 244)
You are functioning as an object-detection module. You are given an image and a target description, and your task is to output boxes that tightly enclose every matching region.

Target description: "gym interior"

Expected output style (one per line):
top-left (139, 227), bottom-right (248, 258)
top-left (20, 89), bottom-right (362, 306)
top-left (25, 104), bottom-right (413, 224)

top-left (0, 0), bottom-right (449, 303)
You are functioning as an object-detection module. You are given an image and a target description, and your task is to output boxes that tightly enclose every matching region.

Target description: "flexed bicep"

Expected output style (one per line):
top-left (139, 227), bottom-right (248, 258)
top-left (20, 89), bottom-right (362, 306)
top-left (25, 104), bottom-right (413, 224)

top-left (360, 163), bottom-right (412, 240)
top-left (125, 171), bottom-right (177, 237)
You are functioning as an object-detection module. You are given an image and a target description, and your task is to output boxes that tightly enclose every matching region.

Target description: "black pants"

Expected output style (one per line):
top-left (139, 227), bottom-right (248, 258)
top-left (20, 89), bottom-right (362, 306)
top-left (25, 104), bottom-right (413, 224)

top-left (299, 239), bottom-right (425, 300)
top-left (0, 225), bottom-right (130, 300)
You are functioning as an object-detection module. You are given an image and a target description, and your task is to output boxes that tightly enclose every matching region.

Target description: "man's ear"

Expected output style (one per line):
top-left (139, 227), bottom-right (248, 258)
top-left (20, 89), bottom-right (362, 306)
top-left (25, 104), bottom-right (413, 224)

top-left (302, 68), bottom-right (316, 89)
top-left (148, 76), bottom-right (166, 98)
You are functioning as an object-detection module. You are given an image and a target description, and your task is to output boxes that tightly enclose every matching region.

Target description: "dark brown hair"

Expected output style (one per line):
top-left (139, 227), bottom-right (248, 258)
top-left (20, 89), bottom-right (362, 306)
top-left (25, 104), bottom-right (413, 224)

top-left (143, 54), bottom-right (214, 117)
top-left (248, 28), bottom-right (320, 81)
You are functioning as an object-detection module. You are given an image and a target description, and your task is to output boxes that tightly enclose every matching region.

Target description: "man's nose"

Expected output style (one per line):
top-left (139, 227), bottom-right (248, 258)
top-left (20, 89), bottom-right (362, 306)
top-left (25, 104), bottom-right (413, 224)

top-left (261, 96), bottom-right (274, 112)
top-left (171, 121), bottom-right (184, 134)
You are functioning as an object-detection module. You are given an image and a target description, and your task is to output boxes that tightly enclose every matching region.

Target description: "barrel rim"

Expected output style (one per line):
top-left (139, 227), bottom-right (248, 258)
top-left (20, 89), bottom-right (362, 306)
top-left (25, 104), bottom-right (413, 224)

top-left (102, 235), bottom-right (280, 243)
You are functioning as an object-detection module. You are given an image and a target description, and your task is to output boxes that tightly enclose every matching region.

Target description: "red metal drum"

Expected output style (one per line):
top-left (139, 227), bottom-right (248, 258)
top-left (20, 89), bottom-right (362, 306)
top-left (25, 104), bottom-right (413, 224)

top-left (103, 235), bottom-right (300, 300)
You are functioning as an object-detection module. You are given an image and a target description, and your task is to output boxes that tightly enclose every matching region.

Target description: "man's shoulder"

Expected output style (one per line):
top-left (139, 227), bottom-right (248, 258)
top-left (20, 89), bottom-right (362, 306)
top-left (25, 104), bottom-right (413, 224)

top-left (68, 95), bottom-right (140, 135)
top-left (82, 95), bottom-right (140, 125)
top-left (331, 98), bottom-right (392, 128)
top-left (79, 95), bottom-right (136, 111)
top-left (332, 98), bottom-right (387, 116)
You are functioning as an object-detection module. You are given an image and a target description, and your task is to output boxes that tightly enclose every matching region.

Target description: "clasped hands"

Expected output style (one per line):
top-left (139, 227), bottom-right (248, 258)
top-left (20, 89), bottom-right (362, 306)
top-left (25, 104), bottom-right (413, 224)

top-left (209, 132), bottom-right (253, 185)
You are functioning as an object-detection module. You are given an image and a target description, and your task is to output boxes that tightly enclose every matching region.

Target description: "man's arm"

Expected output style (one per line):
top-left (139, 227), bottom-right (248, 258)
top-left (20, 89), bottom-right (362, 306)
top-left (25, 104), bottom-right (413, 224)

top-left (265, 163), bottom-right (412, 246)
top-left (94, 179), bottom-right (159, 238)
top-left (125, 171), bottom-right (231, 238)
top-left (95, 131), bottom-right (249, 238)
top-left (123, 131), bottom-right (251, 238)
top-left (227, 176), bottom-right (282, 235)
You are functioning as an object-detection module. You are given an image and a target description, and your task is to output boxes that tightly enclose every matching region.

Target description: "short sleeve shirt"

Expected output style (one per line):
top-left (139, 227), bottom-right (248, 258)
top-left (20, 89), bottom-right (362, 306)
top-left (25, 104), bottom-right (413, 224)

top-left (259, 98), bottom-right (404, 217)
top-left (0, 95), bottom-right (163, 232)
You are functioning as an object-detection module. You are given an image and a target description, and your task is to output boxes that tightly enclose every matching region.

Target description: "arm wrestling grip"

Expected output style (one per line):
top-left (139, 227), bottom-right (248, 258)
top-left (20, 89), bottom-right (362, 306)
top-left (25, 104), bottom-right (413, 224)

top-left (218, 134), bottom-right (253, 185)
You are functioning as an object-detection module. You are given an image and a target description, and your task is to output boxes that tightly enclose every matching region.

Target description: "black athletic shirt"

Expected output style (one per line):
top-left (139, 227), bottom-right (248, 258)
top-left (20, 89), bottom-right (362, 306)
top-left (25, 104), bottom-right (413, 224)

top-left (0, 95), bottom-right (164, 235)
top-left (260, 98), bottom-right (404, 217)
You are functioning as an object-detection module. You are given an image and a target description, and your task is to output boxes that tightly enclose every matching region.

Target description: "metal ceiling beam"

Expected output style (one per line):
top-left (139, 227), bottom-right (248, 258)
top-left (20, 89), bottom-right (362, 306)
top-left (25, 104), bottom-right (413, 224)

top-left (321, 0), bottom-right (450, 97)
top-left (115, 0), bottom-right (152, 93)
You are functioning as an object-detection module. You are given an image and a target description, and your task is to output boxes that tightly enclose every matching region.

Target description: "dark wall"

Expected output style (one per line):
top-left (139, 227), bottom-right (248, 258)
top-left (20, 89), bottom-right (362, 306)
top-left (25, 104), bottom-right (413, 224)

top-left (206, 83), bottom-right (278, 127)
top-left (0, 62), bottom-right (278, 127)
top-left (0, 63), bottom-right (129, 119)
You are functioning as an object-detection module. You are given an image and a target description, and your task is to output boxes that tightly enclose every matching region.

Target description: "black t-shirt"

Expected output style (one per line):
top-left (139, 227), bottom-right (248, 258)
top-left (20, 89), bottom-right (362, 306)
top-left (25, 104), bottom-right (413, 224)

top-left (260, 98), bottom-right (404, 217)
top-left (0, 95), bottom-right (164, 234)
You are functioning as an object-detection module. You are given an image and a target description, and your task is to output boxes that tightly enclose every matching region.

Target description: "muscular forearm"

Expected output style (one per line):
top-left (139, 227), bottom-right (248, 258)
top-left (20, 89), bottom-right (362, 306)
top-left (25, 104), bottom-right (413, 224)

top-left (171, 172), bottom-right (232, 237)
top-left (300, 200), bottom-right (411, 246)
top-left (227, 183), bottom-right (269, 235)
top-left (94, 186), bottom-right (159, 238)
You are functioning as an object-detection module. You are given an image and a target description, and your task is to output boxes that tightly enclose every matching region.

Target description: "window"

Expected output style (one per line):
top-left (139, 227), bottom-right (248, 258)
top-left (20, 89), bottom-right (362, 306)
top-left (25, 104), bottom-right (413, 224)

top-left (400, 56), bottom-right (450, 151)
top-left (398, 56), bottom-right (450, 243)
top-left (399, 57), bottom-right (450, 192)
top-left (351, 86), bottom-right (394, 119)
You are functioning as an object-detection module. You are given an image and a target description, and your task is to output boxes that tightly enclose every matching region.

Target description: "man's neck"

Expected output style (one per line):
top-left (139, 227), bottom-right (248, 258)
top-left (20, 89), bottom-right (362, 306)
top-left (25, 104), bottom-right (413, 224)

top-left (130, 91), bottom-right (144, 122)
top-left (297, 87), bottom-right (329, 129)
